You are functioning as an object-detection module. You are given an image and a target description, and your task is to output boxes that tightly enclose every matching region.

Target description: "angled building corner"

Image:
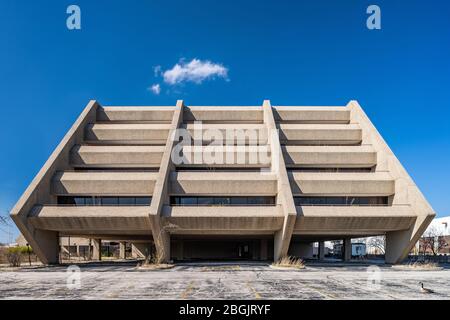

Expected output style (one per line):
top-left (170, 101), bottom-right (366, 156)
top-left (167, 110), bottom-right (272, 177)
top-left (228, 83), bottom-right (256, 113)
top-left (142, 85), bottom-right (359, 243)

top-left (347, 100), bottom-right (435, 263)
top-left (10, 100), bottom-right (100, 264)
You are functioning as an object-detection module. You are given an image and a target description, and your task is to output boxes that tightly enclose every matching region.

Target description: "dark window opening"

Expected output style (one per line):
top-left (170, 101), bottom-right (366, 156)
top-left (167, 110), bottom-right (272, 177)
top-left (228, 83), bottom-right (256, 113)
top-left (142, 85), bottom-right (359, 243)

top-left (170, 196), bottom-right (276, 206)
top-left (57, 196), bottom-right (152, 206)
top-left (294, 196), bottom-right (388, 206)
top-left (288, 167), bottom-right (374, 173)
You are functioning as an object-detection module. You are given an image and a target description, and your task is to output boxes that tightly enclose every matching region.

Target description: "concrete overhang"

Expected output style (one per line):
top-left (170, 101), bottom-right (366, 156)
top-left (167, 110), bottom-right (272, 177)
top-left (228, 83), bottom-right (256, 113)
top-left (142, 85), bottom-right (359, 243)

top-left (28, 205), bottom-right (153, 232)
top-left (51, 171), bottom-right (158, 195)
top-left (289, 171), bottom-right (395, 195)
top-left (169, 171), bottom-right (278, 195)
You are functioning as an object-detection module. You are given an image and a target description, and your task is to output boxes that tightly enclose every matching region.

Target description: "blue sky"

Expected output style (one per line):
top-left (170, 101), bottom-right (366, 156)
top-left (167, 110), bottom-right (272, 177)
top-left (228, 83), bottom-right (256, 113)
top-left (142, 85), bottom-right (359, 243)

top-left (0, 1), bottom-right (449, 242)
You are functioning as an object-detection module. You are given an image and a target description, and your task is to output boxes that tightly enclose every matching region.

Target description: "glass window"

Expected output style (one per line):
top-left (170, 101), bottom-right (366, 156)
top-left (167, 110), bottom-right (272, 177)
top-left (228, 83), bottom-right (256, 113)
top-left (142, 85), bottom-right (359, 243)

top-left (214, 197), bottom-right (231, 206)
top-left (197, 197), bottom-right (214, 206)
top-left (180, 197), bottom-right (197, 206)
top-left (119, 197), bottom-right (135, 206)
top-left (135, 197), bottom-right (151, 206)
top-left (84, 197), bottom-right (94, 206)
top-left (230, 197), bottom-right (248, 205)
top-left (74, 197), bottom-right (86, 206)
top-left (101, 197), bottom-right (118, 206)
top-left (326, 197), bottom-right (346, 205)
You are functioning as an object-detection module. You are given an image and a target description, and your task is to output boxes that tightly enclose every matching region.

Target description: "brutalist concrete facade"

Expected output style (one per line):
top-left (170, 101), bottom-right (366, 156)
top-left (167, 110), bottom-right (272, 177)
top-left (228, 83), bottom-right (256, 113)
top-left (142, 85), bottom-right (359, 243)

top-left (10, 100), bottom-right (435, 264)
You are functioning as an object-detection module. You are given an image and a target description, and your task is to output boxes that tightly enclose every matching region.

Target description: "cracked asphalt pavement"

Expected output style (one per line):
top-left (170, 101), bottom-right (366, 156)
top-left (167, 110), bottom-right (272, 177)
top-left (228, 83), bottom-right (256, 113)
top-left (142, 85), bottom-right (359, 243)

top-left (1, 262), bottom-right (449, 300)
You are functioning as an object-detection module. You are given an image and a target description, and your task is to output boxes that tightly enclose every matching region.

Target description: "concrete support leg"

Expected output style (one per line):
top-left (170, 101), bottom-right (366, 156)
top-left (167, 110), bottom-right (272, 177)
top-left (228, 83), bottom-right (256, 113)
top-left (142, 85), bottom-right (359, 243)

top-left (92, 239), bottom-right (102, 261)
top-left (154, 231), bottom-right (170, 263)
top-left (260, 239), bottom-right (268, 261)
top-left (343, 238), bottom-right (352, 262)
top-left (119, 242), bottom-right (126, 260)
top-left (318, 241), bottom-right (325, 260)
top-left (385, 215), bottom-right (434, 264)
top-left (274, 215), bottom-right (296, 261)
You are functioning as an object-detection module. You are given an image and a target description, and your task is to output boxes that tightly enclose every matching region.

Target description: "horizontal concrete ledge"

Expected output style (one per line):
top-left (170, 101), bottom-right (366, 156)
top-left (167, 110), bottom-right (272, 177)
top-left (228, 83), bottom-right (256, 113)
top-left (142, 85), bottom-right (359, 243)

top-left (278, 124), bottom-right (362, 143)
top-left (184, 106), bottom-right (264, 123)
top-left (296, 205), bottom-right (415, 217)
top-left (180, 145), bottom-right (271, 167)
top-left (290, 172), bottom-right (395, 195)
top-left (273, 106), bottom-right (349, 123)
top-left (283, 145), bottom-right (377, 167)
top-left (169, 171), bottom-right (278, 195)
top-left (52, 171), bottom-right (158, 195)
top-left (85, 123), bottom-right (171, 142)
top-left (97, 106), bottom-right (176, 122)
top-left (162, 205), bottom-right (283, 217)
top-left (71, 145), bottom-right (165, 167)
top-left (28, 205), bottom-right (152, 231)
top-left (294, 206), bottom-right (416, 233)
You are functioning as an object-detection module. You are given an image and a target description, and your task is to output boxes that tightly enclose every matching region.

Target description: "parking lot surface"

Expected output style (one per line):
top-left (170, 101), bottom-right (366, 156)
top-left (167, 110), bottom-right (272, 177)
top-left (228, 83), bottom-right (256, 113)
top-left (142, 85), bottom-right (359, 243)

top-left (1, 262), bottom-right (449, 300)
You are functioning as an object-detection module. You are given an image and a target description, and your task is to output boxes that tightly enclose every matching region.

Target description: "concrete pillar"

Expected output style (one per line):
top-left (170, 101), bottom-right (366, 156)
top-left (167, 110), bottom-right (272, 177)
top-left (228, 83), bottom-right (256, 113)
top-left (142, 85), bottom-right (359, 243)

top-left (318, 241), bottom-right (325, 260)
top-left (260, 239), bottom-right (268, 260)
top-left (343, 238), bottom-right (352, 262)
top-left (119, 242), bottom-right (126, 260)
top-left (92, 239), bottom-right (102, 261)
top-left (30, 230), bottom-right (59, 264)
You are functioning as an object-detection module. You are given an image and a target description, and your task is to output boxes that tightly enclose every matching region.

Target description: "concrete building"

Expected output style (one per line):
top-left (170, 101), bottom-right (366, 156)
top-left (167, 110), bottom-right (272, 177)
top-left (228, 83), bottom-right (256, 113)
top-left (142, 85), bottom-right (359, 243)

top-left (10, 100), bottom-right (435, 264)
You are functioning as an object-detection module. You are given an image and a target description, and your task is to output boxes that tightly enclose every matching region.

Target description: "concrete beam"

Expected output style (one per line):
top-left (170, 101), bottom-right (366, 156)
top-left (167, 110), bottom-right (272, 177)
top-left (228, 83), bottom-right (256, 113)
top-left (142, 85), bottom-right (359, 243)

top-left (149, 100), bottom-right (184, 263)
top-left (263, 100), bottom-right (297, 261)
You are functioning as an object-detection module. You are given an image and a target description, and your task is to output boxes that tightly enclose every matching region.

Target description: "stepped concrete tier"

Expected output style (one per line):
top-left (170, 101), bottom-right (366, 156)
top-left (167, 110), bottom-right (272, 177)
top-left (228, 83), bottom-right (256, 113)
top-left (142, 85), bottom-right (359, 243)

top-left (10, 100), bottom-right (434, 264)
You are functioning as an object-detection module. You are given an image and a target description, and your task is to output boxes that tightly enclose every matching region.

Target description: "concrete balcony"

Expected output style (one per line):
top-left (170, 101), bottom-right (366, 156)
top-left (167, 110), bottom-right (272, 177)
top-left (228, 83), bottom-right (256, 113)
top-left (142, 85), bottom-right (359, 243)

top-left (169, 171), bottom-right (277, 195)
top-left (162, 205), bottom-right (283, 233)
top-left (278, 124), bottom-right (362, 145)
top-left (283, 145), bottom-right (377, 167)
top-left (28, 205), bottom-right (152, 233)
top-left (51, 171), bottom-right (158, 195)
top-left (85, 123), bottom-right (170, 145)
top-left (289, 172), bottom-right (395, 196)
top-left (184, 106), bottom-right (263, 123)
top-left (70, 145), bottom-right (165, 168)
top-left (178, 145), bottom-right (271, 168)
top-left (273, 106), bottom-right (350, 124)
top-left (294, 205), bottom-right (416, 235)
top-left (183, 123), bottom-right (268, 145)
top-left (97, 106), bottom-right (175, 123)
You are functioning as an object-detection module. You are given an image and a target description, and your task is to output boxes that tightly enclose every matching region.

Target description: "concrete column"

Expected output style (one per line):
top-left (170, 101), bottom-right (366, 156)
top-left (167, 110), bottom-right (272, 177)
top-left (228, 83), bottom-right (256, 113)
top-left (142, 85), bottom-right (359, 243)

top-left (343, 238), bottom-right (352, 262)
top-left (92, 239), bottom-right (102, 261)
top-left (263, 100), bottom-right (297, 262)
top-left (260, 239), bottom-right (268, 260)
top-left (318, 241), bottom-right (325, 260)
top-left (119, 242), bottom-right (126, 260)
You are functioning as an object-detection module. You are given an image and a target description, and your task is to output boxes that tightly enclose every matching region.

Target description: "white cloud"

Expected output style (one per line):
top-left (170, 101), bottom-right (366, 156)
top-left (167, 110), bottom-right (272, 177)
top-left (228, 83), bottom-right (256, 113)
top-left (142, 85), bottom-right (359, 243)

top-left (149, 83), bottom-right (161, 95)
top-left (163, 58), bottom-right (228, 85)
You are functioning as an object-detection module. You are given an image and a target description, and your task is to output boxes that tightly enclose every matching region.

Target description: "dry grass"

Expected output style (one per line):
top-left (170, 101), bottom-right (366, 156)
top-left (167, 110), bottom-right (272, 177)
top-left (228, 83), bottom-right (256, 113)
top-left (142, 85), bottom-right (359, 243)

top-left (393, 261), bottom-right (442, 271)
top-left (201, 265), bottom-right (241, 272)
top-left (136, 262), bottom-right (175, 270)
top-left (409, 261), bottom-right (439, 269)
top-left (272, 256), bottom-right (305, 269)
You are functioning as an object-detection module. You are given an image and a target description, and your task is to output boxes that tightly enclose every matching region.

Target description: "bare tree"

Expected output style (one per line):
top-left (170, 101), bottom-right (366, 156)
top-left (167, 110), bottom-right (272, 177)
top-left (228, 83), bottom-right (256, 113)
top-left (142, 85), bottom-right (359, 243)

top-left (368, 236), bottom-right (385, 254)
top-left (420, 226), bottom-right (448, 256)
